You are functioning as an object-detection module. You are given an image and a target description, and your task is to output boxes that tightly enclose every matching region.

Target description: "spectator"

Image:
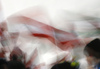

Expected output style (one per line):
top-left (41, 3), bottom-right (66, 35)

top-left (0, 58), bottom-right (8, 69)
top-left (7, 60), bottom-right (25, 69)
top-left (84, 38), bottom-right (100, 69)
top-left (51, 60), bottom-right (79, 69)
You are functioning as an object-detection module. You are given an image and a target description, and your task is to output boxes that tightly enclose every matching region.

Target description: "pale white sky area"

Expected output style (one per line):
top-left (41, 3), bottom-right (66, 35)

top-left (1, 0), bottom-right (100, 33)
top-left (1, 0), bottom-right (100, 19)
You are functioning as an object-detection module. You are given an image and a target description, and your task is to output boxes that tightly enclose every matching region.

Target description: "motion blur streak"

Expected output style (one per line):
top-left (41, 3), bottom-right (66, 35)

top-left (0, 0), bottom-right (100, 69)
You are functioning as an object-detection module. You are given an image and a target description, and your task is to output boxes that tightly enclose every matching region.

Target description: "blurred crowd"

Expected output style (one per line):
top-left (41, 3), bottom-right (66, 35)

top-left (0, 38), bottom-right (100, 69)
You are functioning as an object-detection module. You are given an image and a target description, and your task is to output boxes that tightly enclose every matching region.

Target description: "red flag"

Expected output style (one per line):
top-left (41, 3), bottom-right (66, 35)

top-left (7, 15), bottom-right (55, 44)
top-left (7, 15), bottom-right (80, 50)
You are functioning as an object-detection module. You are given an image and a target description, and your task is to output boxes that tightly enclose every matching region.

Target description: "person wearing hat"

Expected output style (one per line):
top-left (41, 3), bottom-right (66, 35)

top-left (84, 38), bottom-right (100, 69)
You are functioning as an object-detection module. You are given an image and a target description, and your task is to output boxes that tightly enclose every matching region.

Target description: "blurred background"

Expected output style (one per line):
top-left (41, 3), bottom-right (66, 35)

top-left (0, 0), bottom-right (100, 69)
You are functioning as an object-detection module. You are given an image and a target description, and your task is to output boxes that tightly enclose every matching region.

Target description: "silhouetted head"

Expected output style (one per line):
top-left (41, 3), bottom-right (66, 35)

top-left (84, 38), bottom-right (100, 59)
top-left (0, 58), bottom-right (8, 69)
top-left (7, 60), bottom-right (25, 69)
top-left (51, 61), bottom-right (79, 69)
